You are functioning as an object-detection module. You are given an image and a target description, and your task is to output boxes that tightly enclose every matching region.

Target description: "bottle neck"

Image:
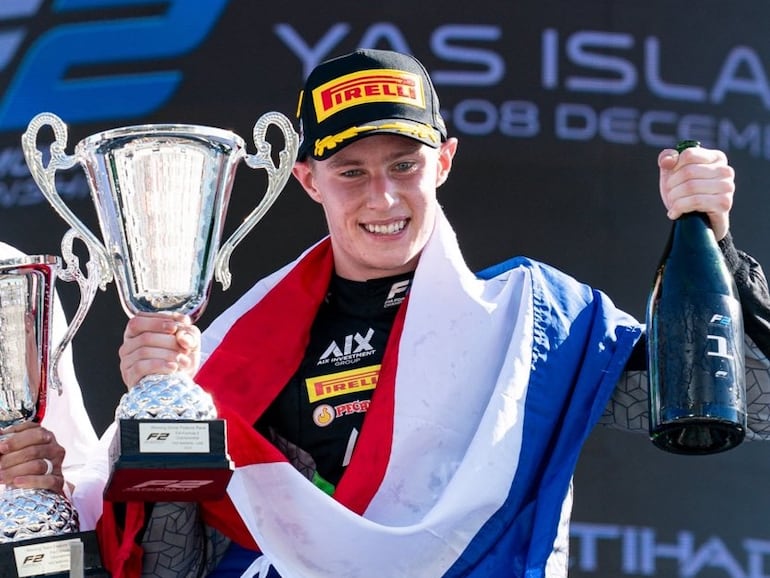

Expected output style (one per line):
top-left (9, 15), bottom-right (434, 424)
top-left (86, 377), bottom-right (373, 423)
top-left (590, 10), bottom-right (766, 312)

top-left (671, 212), bottom-right (718, 249)
top-left (662, 211), bottom-right (733, 291)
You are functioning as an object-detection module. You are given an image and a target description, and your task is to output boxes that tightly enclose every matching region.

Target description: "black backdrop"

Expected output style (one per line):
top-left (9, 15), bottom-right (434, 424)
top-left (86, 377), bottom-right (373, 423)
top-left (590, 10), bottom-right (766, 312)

top-left (1, 2), bottom-right (769, 576)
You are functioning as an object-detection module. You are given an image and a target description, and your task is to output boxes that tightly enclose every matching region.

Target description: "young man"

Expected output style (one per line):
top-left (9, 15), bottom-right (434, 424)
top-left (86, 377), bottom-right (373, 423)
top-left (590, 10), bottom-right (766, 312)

top-left (0, 242), bottom-right (107, 532)
top-left (104, 49), bottom-right (770, 577)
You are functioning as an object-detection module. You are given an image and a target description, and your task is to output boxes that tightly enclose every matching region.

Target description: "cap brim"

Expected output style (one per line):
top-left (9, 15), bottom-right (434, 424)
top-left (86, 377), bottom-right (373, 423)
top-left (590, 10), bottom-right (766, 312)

top-left (302, 118), bottom-right (443, 160)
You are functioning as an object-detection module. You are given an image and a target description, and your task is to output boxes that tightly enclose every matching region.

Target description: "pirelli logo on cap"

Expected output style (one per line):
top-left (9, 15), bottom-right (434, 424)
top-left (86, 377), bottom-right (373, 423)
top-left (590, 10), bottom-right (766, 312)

top-left (312, 69), bottom-right (425, 122)
top-left (306, 364), bottom-right (379, 403)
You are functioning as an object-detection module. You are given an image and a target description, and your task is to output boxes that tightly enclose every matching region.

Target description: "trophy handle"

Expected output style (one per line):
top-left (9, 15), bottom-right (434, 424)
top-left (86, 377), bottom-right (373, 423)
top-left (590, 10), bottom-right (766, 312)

top-left (49, 229), bottom-right (102, 394)
top-left (214, 111), bottom-right (299, 290)
top-left (21, 112), bottom-right (113, 291)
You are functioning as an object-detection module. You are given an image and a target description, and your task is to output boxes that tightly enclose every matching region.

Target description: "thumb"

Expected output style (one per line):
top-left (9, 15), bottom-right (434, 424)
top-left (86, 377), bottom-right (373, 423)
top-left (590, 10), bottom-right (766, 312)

top-left (658, 148), bottom-right (678, 170)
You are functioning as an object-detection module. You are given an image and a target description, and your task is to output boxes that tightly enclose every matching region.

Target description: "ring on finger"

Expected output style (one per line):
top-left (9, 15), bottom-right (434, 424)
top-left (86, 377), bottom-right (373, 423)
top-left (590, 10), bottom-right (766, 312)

top-left (42, 457), bottom-right (54, 476)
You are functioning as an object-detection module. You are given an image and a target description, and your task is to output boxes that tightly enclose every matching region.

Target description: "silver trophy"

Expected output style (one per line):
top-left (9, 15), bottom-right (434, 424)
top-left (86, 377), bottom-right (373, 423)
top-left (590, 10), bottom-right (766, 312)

top-left (22, 112), bottom-right (298, 501)
top-left (0, 247), bottom-right (104, 576)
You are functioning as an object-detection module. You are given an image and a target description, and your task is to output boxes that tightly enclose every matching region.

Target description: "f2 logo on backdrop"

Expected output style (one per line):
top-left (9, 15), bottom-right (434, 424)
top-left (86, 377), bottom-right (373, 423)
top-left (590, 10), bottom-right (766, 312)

top-left (0, 0), bottom-right (229, 132)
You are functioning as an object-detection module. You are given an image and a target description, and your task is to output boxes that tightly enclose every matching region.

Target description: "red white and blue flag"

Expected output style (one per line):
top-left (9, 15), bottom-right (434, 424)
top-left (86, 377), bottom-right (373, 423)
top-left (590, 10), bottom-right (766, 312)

top-left (194, 209), bottom-right (642, 577)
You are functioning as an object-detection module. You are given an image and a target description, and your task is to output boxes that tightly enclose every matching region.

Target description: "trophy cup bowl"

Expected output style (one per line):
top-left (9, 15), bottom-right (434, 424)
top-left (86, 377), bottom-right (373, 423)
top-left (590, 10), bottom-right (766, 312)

top-left (22, 112), bottom-right (298, 502)
top-left (0, 253), bottom-right (106, 577)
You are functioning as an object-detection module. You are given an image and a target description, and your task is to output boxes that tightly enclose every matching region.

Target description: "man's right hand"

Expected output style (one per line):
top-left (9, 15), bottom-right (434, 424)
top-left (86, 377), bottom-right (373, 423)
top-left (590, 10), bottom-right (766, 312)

top-left (118, 312), bottom-right (201, 388)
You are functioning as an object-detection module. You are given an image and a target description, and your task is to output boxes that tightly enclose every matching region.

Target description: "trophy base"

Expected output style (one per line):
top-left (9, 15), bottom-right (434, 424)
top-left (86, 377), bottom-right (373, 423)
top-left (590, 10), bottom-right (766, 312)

top-left (0, 530), bottom-right (109, 577)
top-left (105, 419), bottom-right (234, 502)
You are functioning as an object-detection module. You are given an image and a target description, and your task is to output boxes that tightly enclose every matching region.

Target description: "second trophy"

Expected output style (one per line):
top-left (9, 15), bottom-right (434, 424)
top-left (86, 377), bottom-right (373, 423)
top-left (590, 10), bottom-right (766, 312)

top-left (22, 112), bottom-right (299, 501)
top-left (0, 252), bottom-right (107, 578)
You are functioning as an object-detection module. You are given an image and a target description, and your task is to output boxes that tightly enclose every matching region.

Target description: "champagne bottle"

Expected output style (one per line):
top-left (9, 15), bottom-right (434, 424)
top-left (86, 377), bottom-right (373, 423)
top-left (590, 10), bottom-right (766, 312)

top-left (646, 140), bottom-right (746, 454)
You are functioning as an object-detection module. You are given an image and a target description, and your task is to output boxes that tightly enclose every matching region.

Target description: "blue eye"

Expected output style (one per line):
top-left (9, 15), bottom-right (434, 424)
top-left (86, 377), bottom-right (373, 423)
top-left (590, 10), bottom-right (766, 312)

top-left (394, 161), bottom-right (416, 172)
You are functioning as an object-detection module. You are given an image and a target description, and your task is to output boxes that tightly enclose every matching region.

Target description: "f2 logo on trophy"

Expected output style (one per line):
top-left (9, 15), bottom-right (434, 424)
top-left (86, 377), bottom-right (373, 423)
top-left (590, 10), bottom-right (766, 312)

top-left (21, 112), bottom-right (299, 502)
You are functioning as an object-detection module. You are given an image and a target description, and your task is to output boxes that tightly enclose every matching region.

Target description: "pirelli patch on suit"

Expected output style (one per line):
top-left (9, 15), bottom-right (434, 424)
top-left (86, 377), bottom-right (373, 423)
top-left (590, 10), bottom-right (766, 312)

top-left (305, 364), bottom-right (380, 403)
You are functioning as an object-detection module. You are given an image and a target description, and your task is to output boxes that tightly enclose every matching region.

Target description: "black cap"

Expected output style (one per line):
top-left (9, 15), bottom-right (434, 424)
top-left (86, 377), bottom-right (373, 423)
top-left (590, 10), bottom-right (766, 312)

top-left (296, 49), bottom-right (447, 160)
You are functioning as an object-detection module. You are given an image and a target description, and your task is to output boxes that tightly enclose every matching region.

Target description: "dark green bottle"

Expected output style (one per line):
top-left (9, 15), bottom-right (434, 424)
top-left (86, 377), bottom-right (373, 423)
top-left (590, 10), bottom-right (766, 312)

top-left (646, 140), bottom-right (746, 454)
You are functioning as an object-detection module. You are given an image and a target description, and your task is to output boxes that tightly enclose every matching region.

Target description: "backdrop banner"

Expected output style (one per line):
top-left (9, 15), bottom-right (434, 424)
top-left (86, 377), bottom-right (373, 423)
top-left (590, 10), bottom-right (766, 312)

top-left (1, 2), bottom-right (768, 577)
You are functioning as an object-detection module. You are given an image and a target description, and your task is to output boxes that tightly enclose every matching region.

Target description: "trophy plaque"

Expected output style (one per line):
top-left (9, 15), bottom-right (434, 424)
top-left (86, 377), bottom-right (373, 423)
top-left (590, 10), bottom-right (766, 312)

top-left (23, 112), bottom-right (298, 502)
top-left (0, 252), bottom-right (107, 577)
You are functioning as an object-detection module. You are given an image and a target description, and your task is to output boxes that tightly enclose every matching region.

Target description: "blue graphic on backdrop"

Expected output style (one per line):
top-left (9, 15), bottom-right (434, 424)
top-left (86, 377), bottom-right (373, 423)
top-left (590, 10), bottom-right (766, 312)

top-left (0, 0), bottom-right (229, 132)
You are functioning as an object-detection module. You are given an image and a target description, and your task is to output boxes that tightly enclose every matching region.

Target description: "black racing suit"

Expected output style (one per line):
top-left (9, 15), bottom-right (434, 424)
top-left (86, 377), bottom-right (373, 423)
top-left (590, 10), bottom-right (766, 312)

top-left (257, 272), bottom-right (413, 491)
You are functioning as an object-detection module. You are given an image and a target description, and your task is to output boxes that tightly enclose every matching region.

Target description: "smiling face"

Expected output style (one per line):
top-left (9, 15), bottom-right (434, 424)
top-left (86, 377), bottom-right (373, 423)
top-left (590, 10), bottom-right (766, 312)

top-left (293, 134), bottom-right (458, 281)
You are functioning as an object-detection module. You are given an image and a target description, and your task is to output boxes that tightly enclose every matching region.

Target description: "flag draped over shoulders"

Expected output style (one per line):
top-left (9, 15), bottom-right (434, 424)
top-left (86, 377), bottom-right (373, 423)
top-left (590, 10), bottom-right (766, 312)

top-left (195, 208), bottom-right (643, 578)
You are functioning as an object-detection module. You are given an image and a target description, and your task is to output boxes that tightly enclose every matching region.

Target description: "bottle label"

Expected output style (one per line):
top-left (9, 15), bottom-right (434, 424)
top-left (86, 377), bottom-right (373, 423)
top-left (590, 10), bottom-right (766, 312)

top-left (648, 292), bottom-right (746, 425)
